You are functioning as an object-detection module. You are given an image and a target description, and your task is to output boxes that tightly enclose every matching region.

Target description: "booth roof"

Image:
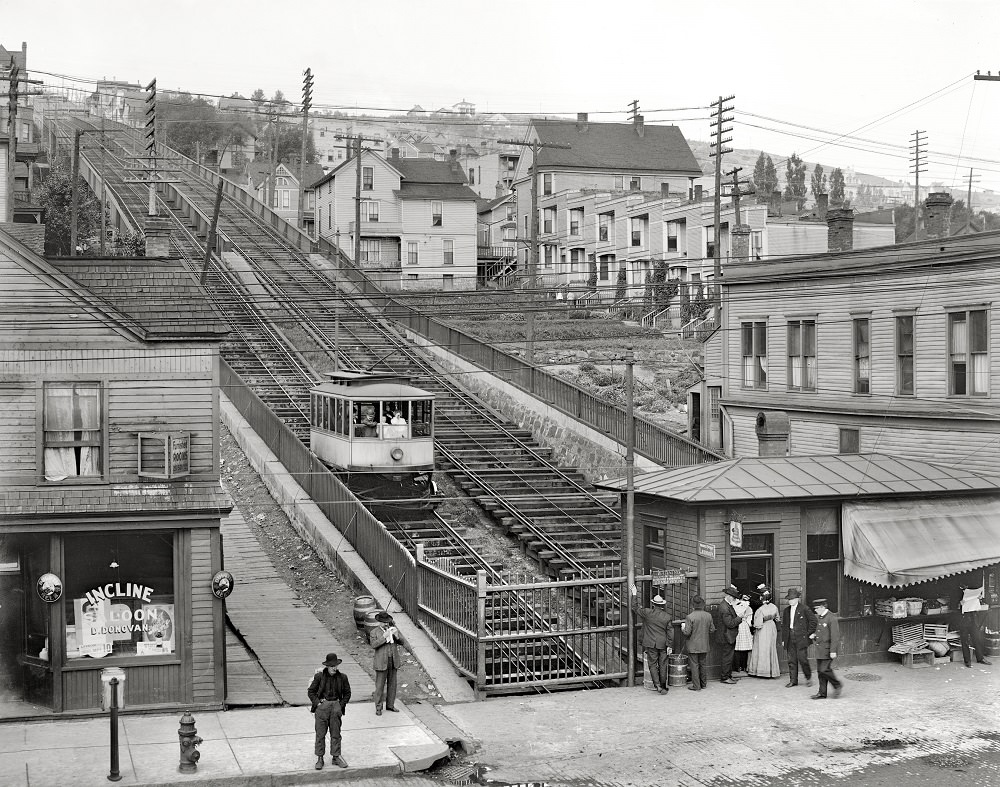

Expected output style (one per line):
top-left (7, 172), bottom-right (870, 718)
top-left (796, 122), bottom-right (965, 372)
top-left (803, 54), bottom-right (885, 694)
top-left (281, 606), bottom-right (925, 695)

top-left (593, 454), bottom-right (1000, 504)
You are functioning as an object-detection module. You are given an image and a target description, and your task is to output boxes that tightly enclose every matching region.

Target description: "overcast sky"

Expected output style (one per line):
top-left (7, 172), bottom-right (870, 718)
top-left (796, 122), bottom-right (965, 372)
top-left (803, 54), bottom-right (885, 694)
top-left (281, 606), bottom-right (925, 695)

top-left (9, 0), bottom-right (1000, 192)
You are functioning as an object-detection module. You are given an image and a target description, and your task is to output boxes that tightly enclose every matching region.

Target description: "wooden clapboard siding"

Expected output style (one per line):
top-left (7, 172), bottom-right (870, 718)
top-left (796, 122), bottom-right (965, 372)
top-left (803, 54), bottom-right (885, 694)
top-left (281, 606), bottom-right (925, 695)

top-left (61, 663), bottom-right (183, 711)
top-left (0, 383), bottom-right (36, 478)
top-left (189, 528), bottom-right (221, 704)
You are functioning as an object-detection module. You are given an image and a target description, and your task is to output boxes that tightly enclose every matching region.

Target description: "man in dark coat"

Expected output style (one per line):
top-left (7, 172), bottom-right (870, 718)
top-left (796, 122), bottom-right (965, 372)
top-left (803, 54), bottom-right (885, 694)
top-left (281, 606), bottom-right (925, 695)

top-left (370, 611), bottom-right (401, 715)
top-left (810, 599), bottom-right (843, 699)
top-left (717, 584), bottom-right (742, 684)
top-left (781, 587), bottom-right (817, 688)
top-left (308, 652), bottom-right (352, 770)
top-left (682, 595), bottom-right (716, 691)
top-left (632, 586), bottom-right (672, 694)
top-left (956, 585), bottom-right (993, 668)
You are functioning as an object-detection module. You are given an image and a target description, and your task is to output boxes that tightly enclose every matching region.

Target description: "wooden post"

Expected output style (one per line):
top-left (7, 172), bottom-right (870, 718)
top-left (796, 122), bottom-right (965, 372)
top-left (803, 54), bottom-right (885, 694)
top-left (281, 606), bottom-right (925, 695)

top-left (475, 570), bottom-right (488, 700)
top-left (70, 130), bottom-right (81, 256)
top-left (200, 179), bottom-right (225, 285)
top-left (624, 347), bottom-right (636, 687)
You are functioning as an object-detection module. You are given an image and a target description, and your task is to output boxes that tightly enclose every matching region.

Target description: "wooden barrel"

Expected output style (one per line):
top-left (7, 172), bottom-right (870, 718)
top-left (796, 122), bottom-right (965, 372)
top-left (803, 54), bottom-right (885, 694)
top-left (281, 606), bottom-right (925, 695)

top-left (353, 596), bottom-right (377, 627)
top-left (667, 653), bottom-right (689, 687)
top-left (985, 632), bottom-right (1000, 657)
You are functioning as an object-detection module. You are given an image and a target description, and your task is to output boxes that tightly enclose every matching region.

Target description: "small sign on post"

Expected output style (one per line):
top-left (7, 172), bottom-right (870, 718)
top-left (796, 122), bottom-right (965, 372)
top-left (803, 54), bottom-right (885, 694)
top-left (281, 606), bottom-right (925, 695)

top-left (729, 520), bottom-right (744, 549)
top-left (651, 568), bottom-right (686, 586)
top-left (697, 541), bottom-right (717, 560)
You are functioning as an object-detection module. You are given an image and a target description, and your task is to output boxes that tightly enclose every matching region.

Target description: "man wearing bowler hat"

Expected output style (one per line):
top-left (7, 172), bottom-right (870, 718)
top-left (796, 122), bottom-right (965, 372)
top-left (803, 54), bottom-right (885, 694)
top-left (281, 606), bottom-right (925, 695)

top-left (810, 599), bottom-right (843, 699)
top-left (370, 610), bottom-right (401, 715)
top-left (717, 584), bottom-right (742, 684)
top-left (631, 585), bottom-right (672, 693)
top-left (308, 652), bottom-right (352, 770)
top-left (780, 587), bottom-right (817, 688)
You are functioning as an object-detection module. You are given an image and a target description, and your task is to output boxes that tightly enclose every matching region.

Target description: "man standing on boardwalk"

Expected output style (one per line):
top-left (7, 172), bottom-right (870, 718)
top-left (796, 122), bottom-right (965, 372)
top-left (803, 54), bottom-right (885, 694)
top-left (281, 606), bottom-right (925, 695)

top-left (308, 652), bottom-right (351, 770)
top-left (682, 595), bottom-right (715, 691)
top-left (810, 599), bottom-right (843, 699)
top-left (717, 584), bottom-right (742, 684)
top-left (370, 611), bottom-right (401, 715)
top-left (781, 588), bottom-right (817, 688)
top-left (632, 586), bottom-right (672, 694)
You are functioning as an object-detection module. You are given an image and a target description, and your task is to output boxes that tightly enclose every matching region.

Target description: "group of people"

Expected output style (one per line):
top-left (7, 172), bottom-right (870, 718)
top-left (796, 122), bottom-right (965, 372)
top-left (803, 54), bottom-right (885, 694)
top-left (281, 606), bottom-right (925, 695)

top-left (634, 583), bottom-right (844, 700)
top-left (306, 610), bottom-right (401, 771)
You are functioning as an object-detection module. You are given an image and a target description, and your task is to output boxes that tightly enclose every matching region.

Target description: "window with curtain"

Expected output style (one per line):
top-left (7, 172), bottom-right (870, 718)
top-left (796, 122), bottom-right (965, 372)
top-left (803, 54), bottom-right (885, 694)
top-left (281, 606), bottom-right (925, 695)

top-left (896, 314), bottom-right (915, 396)
top-left (949, 309), bottom-right (988, 395)
top-left (741, 321), bottom-right (767, 389)
top-left (853, 317), bottom-right (870, 394)
top-left (569, 208), bottom-right (583, 237)
top-left (599, 212), bottom-right (612, 242)
top-left (432, 202), bottom-right (442, 226)
top-left (43, 383), bottom-right (102, 482)
top-left (362, 166), bottom-right (374, 190)
top-left (804, 507), bottom-right (841, 614)
top-left (787, 319), bottom-right (817, 392)
top-left (407, 242), bottom-right (418, 265)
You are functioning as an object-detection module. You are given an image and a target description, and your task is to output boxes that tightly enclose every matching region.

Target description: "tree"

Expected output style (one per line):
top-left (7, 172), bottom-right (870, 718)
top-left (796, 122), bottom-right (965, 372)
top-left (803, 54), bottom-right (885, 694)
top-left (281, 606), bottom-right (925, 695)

top-left (37, 160), bottom-right (103, 255)
top-left (829, 168), bottom-right (846, 205)
top-left (752, 152), bottom-right (779, 203)
top-left (784, 153), bottom-right (807, 210)
top-left (810, 164), bottom-right (827, 202)
top-left (587, 255), bottom-right (598, 289)
top-left (614, 264), bottom-right (627, 302)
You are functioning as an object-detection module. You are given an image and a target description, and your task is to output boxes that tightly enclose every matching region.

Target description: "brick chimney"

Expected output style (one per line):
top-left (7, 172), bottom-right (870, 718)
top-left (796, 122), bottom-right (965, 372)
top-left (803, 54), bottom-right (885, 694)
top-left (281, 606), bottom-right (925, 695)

top-left (449, 149), bottom-right (460, 176)
top-left (634, 114), bottom-right (645, 137)
top-left (827, 207), bottom-right (855, 252)
top-left (924, 192), bottom-right (954, 238)
top-left (816, 193), bottom-right (829, 219)
top-left (731, 224), bottom-right (752, 262)
top-left (143, 216), bottom-right (173, 258)
top-left (576, 112), bottom-right (589, 132)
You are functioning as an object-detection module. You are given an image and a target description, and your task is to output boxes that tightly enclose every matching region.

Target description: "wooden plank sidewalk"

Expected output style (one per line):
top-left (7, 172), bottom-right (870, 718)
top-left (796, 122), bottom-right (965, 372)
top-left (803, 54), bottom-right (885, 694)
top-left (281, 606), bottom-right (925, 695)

top-left (221, 510), bottom-right (375, 706)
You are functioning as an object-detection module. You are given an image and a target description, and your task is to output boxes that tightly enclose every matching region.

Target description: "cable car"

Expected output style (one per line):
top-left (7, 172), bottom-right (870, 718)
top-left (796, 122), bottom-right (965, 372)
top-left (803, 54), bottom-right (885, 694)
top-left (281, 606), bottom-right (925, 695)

top-left (309, 371), bottom-right (438, 520)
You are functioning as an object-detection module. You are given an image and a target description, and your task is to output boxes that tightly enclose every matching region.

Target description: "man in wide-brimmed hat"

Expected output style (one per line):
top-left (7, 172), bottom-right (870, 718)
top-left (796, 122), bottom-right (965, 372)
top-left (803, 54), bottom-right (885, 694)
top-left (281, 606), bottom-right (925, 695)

top-left (717, 584), bottom-right (742, 684)
top-left (370, 610), bottom-right (401, 715)
top-left (308, 652), bottom-right (352, 770)
top-left (780, 587), bottom-right (817, 689)
top-left (631, 585), bottom-right (672, 694)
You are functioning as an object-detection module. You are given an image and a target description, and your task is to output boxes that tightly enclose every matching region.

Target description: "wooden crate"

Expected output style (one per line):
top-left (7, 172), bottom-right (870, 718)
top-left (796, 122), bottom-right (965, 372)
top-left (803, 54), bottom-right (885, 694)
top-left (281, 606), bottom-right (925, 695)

top-left (899, 649), bottom-right (935, 668)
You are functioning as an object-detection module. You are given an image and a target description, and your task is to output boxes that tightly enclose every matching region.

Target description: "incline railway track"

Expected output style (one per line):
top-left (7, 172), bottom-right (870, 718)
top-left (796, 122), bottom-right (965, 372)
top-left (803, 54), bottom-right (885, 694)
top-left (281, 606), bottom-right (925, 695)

top-left (57, 117), bottom-right (627, 689)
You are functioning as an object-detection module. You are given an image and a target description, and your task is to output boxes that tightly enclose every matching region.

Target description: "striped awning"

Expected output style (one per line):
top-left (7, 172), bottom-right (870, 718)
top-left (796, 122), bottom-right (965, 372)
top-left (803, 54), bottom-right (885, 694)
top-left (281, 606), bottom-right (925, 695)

top-left (842, 496), bottom-right (1000, 587)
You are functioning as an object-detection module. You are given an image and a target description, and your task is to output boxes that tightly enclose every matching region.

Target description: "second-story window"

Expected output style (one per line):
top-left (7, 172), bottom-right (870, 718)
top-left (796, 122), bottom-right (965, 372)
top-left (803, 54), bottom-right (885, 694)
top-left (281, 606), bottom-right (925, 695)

top-left (666, 222), bottom-right (679, 252)
top-left (741, 321), bottom-right (768, 389)
top-left (468, 168), bottom-right (475, 185)
top-left (443, 239), bottom-right (454, 265)
top-left (542, 173), bottom-right (552, 195)
top-left (948, 308), bottom-right (989, 396)
top-left (896, 314), bottom-right (915, 396)
top-left (43, 382), bottom-right (103, 482)
top-left (543, 245), bottom-right (554, 268)
top-left (631, 217), bottom-right (645, 247)
top-left (570, 208), bottom-right (583, 237)
top-left (630, 175), bottom-right (642, 191)
top-left (432, 201), bottom-right (443, 226)
top-left (788, 319), bottom-right (817, 392)
top-left (362, 200), bottom-right (379, 222)
top-left (362, 166), bottom-right (374, 190)
top-left (599, 212), bottom-right (613, 242)
top-left (569, 248), bottom-right (584, 272)
top-left (853, 317), bottom-right (871, 394)
top-left (543, 207), bottom-right (555, 234)
top-left (360, 239), bottom-right (380, 263)
top-left (506, 205), bottom-right (515, 221)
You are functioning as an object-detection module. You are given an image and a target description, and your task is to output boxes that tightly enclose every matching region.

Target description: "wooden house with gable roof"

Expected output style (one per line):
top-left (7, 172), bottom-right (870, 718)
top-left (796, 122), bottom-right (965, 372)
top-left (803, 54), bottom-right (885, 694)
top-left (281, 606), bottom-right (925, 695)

top-left (0, 229), bottom-right (233, 717)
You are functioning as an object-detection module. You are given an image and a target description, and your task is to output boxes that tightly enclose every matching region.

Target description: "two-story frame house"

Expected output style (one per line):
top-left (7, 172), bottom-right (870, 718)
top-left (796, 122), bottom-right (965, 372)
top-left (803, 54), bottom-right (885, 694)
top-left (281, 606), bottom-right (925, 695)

top-left (477, 192), bottom-right (517, 286)
top-left (689, 196), bottom-right (1000, 477)
top-left (0, 229), bottom-right (233, 716)
top-left (312, 148), bottom-right (479, 290)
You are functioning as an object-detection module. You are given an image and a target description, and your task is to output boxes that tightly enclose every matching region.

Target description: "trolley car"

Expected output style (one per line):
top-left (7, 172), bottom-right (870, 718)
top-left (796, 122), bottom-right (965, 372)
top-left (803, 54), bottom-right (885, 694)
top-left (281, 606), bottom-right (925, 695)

top-left (309, 371), bottom-right (439, 520)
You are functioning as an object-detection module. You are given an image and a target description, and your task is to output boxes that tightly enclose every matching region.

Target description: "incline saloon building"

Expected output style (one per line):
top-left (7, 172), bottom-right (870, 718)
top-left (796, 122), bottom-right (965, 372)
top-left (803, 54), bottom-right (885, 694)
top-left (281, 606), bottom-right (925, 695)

top-left (0, 229), bottom-right (233, 717)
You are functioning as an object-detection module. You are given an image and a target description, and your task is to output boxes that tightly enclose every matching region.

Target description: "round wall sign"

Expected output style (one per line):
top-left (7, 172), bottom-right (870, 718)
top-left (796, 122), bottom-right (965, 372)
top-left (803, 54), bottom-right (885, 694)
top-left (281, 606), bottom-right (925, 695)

top-left (211, 570), bottom-right (235, 599)
top-left (37, 573), bottom-right (63, 603)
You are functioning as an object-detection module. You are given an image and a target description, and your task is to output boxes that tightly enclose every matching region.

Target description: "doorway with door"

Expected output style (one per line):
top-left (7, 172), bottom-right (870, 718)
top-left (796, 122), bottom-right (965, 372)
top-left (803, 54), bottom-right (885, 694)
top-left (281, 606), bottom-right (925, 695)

top-left (730, 532), bottom-right (774, 597)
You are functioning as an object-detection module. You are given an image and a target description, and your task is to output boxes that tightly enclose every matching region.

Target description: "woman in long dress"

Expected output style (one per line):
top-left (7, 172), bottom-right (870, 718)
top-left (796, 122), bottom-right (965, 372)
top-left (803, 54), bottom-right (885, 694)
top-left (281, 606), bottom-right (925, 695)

top-left (747, 588), bottom-right (781, 678)
top-left (733, 594), bottom-right (754, 674)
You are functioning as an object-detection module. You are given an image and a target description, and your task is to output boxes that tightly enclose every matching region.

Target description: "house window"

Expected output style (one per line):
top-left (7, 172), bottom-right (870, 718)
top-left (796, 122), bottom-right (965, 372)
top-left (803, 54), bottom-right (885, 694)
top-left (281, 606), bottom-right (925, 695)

top-left (542, 173), bottom-right (552, 196)
top-left (706, 226), bottom-right (716, 259)
top-left (614, 175), bottom-right (624, 190)
top-left (407, 242), bottom-right (418, 265)
top-left (281, 190), bottom-right (290, 209)
top-left (896, 314), bottom-right (914, 396)
top-left (569, 248), bottom-right (584, 272)
top-left (543, 245), bottom-right (554, 269)
top-left (361, 200), bottom-right (379, 222)
top-left (407, 274), bottom-right (418, 281)
top-left (839, 428), bottom-right (860, 454)
top-left (804, 508), bottom-right (841, 614)
top-left (787, 319), bottom-right (817, 392)
top-left (644, 525), bottom-right (667, 575)
top-left (666, 222), bottom-right (679, 252)
top-left (629, 175), bottom-right (642, 191)
top-left (502, 226), bottom-right (515, 242)
top-left (468, 168), bottom-right (475, 185)
top-left (360, 239), bottom-right (381, 263)
top-left (569, 208), bottom-right (583, 237)
top-left (599, 255), bottom-right (613, 280)
top-left (599, 212), bottom-right (613, 242)
top-left (543, 207), bottom-right (555, 234)
top-left (505, 205), bottom-right (514, 221)
top-left (443, 239), bottom-right (454, 265)
top-left (432, 202), bottom-right (443, 226)
top-left (43, 382), bottom-right (102, 481)
top-left (631, 217), bottom-right (644, 247)
top-left (751, 230), bottom-right (763, 260)
top-left (948, 309), bottom-right (989, 396)
top-left (328, 209), bottom-right (332, 230)
top-left (853, 317), bottom-right (870, 394)
top-left (741, 321), bottom-right (767, 389)
top-left (442, 274), bottom-right (454, 290)
top-left (362, 166), bottom-right (374, 190)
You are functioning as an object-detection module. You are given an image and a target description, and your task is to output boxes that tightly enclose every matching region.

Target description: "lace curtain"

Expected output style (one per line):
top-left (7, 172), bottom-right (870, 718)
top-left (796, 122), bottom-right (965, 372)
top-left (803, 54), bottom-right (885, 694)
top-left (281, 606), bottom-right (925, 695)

top-left (43, 384), bottom-right (101, 481)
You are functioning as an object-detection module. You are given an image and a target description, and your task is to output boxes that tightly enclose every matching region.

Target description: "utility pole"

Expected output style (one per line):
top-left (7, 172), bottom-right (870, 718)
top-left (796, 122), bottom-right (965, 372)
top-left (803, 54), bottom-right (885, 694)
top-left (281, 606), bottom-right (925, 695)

top-left (5, 57), bottom-right (20, 223)
top-left (973, 71), bottom-right (1000, 82)
top-left (726, 166), bottom-right (745, 223)
top-left (627, 99), bottom-right (640, 123)
top-left (497, 136), bottom-right (571, 364)
top-left (70, 130), bottom-right (81, 256)
top-left (144, 78), bottom-right (157, 216)
top-left (623, 346), bottom-right (636, 688)
top-left (268, 101), bottom-right (278, 210)
top-left (909, 130), bottom-right (927, 239)
top-left (200, 179), bottom-right (225, 285)
top-left (710, 95), bottom-right (734, 312)
top-left (298, 67), bottom-right (313, 230)
top-left (100, 112), bottom-right (106, 254)
top-left (964, 168), bottom-right (980, 228)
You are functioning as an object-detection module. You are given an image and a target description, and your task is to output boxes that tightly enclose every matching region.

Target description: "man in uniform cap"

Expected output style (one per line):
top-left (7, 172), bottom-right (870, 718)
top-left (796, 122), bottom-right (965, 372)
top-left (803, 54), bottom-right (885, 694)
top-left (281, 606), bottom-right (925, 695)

top-left (308, 652), bottom-right (351, 770)
top-left (780, 587), bottom-right (817, 688)
top-left (631, 586), bottom-right (672, 694)
top-left (717, 584), bottom-right (742, 684)
top-left (810, 599), bottom-right (843, 699)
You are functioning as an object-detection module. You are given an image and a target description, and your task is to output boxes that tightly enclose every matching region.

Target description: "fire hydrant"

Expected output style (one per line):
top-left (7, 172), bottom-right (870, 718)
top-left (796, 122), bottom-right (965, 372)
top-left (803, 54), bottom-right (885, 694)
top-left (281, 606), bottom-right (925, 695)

top-left (178, 711), bottom-right (203, 773)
